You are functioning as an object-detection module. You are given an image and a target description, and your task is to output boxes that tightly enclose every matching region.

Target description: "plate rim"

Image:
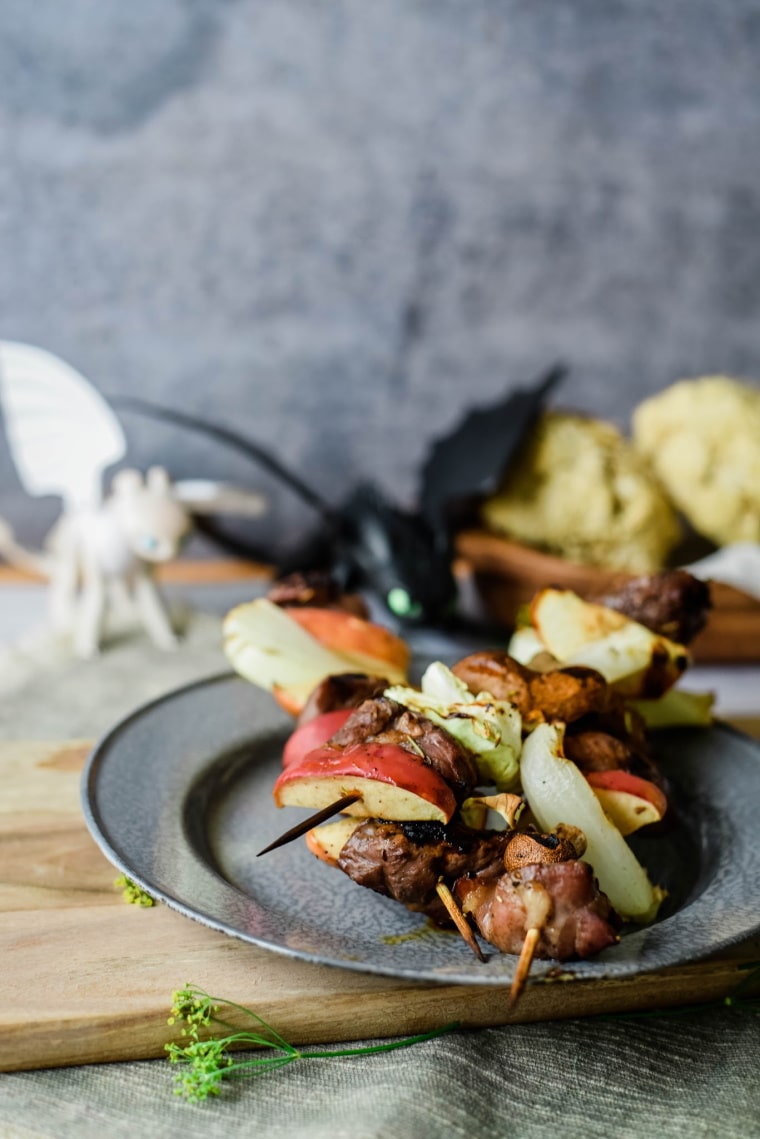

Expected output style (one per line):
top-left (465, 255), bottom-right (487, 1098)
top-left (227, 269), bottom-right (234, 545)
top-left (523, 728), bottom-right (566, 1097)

top-left (81, 670), bottom-right (760, 987)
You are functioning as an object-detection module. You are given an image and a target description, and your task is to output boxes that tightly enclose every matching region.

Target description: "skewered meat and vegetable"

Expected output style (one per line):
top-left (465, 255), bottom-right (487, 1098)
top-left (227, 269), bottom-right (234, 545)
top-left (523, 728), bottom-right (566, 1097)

top-left (310, 814), bottom-right (618, 961)
top-left (451, 651), bottom-right (609, 724)
top-left (225, 570), bottom-right (713, 970)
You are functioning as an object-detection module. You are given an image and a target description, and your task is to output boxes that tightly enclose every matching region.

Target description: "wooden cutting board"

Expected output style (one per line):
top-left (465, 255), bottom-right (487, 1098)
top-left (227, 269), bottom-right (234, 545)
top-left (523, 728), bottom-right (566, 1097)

top-left (2, 738), bottom-right (759, 1074)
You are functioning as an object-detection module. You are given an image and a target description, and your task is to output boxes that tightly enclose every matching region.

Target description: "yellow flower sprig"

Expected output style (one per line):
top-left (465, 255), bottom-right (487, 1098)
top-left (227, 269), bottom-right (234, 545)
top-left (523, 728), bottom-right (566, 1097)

top-left (114, 875), bottom-right (154, 907)
top-left (166, 984), bottom-right (459, 1103)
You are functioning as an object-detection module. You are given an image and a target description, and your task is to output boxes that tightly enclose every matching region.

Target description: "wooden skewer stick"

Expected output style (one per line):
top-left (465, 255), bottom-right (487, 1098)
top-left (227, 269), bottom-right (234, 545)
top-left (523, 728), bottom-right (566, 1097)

top-left (256, 794), bottom-right (361, 856)
top-left (435, 879), bottom-right (486, 962)
top-left (508, 927), bottom-right (540, 1009)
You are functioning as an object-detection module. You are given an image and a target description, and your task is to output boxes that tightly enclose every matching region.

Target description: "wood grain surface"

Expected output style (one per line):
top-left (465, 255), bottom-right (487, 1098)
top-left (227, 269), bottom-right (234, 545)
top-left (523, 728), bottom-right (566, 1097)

top-left (1, 738), bottom-right (758, 1074)
top-left (0, 558), bottom-right (272, 587)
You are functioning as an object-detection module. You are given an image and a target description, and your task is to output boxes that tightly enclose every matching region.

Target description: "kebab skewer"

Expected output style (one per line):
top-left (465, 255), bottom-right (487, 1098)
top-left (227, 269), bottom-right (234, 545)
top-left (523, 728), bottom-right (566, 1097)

top-left (266, 669), bottom-right (657, 964)
top-left (224, 569), bottom-right (713, 980)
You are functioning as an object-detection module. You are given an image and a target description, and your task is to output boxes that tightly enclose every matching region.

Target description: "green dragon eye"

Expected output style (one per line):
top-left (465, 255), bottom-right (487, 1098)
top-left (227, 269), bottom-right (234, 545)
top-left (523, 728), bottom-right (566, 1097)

top-left (386, 587), bottom-right (423, 619)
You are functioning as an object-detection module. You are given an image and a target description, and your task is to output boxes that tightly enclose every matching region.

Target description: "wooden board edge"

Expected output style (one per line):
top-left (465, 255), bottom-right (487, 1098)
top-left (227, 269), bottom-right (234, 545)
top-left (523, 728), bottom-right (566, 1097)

top-left (0, 956), bottom-right (753, 1073)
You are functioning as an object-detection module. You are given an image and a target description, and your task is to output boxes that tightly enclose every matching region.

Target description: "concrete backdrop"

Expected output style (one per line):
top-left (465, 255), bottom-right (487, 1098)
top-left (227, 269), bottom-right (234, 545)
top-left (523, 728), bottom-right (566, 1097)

top-left (1, 0), bottom-right (759, 557)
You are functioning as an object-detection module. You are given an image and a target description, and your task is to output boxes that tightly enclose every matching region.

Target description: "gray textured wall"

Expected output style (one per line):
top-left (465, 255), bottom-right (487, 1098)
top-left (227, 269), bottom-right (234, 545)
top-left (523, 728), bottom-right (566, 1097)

top-left (2, 0), bottom-right (760, 555)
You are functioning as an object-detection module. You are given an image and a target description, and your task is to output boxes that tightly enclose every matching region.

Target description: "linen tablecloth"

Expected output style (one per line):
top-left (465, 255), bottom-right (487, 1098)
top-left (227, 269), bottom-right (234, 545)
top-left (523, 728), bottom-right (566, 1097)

top-left (0, 582), bottom-right (758, 1139)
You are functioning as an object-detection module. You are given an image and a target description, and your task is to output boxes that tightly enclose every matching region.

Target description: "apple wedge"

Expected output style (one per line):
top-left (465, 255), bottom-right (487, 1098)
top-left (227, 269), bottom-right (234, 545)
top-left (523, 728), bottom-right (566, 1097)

top-left (273, 742), bottom-right (458, 823)
top-left (586, 771), bottom-right (668, 836)
top-left (282, 709), bottom-right (354, 769)
top-left (305, 818), bottom-right (363, 865)
top-left (530, 589), bottom-right (689, 698)
top-left (286, 607), bottom-right (410, 680)
top-left (223, 598), bottom-right (409, 715)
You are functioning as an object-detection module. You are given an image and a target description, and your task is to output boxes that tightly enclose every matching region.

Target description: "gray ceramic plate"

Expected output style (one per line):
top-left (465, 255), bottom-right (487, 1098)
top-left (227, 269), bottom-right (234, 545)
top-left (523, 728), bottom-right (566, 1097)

top-left (82, 672), bottom-right (760, 986)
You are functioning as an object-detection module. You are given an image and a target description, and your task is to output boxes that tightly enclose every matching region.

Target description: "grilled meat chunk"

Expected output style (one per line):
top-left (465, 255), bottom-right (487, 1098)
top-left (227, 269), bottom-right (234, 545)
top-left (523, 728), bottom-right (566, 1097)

top-left (297, 674), bottom-right (390, 727)
top-left (336, 819), bottom-right (506, 921)
top-left (329, 697), bottom-right (479, 797)
top-left (268, 570), bottom-right (370, 618)
top-left (590, 569), bottom-right (711, 646)
top-left (564, 708), bottom-right (664, 787)
top-left (455, 860), bottom-right (620, 960)
top-left (452, 652), bottom-right (608, 724)
top-left (563, 730), bottom-right (639, 773)
top-left (329, 695), bottom-right (399, 744)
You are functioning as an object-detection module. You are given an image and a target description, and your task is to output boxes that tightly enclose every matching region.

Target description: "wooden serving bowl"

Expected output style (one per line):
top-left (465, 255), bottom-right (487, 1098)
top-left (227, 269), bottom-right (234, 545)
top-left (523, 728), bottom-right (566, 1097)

top-left (455, 529), bottom-right (760, 663)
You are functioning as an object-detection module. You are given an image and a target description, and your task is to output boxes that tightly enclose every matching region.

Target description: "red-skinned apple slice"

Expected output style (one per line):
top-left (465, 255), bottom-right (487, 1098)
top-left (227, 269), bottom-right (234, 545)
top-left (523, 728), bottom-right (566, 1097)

top-left (286, 607), bottom-right (410, 678)
top-left (282, 709), bottom-right (354, 769)
top-left (273, 743), bottom-right (458, 823)
top-left (586, 770), bottom-right (668, 835)
top-left (305, 818), bottom-right (363, 865)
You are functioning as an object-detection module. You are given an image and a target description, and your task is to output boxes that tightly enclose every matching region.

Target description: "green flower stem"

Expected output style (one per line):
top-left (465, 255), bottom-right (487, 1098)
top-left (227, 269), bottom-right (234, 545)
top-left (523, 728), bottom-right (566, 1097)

top-left (305, 1025), bottom-right (461, 1060)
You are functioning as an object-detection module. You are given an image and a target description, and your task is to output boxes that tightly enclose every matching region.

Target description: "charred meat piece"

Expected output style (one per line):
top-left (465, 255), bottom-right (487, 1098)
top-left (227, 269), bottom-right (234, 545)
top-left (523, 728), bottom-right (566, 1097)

top-left (502, 828), bottom-right (584, 871)
top-left (590, 570), bottom-right (711, 646)
top-left (334, 818), bottom-right (586, 921)
top-left (268, 570), bottom-right (369, 618)
top-left (329, 697), bottom-right (479, 797)
top-left (390, 709), bottom-right (479, 797)
top-left (452, 651), bottom-right (608, 723)
top-left (336, 819), bottom-right (506, 922)
top-left (297, 673), bottom-right (390, 727)
top-left (528, 666), bottom-right (609, 723)
top-left (563, 730), bottom-right (639, 774)
top-left (452, 651), bottom-right (534, 717)
top-left (329, 695), bottom-right (399, 744)
top-left (455, 860), bottom-right (620, 961)
top-left (564, 705), bottom-right (664, 787)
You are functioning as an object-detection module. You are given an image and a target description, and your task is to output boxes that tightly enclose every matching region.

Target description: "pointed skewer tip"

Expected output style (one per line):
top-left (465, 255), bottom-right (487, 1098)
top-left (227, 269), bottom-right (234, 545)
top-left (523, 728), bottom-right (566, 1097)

top-left (256, 793), bottom-right (361, 856)
top-left (435, 879), bottom-right (486, 963)
top-left (508, 926), bottom-right (541, 1010)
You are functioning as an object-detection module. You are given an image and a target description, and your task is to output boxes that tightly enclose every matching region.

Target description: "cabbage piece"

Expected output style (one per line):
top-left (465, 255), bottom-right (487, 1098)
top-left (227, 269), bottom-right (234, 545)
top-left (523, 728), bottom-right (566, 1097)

top-left (629, 688), bottom-right (714, 728)
top-left (385, 662), bottom-right (522, 790)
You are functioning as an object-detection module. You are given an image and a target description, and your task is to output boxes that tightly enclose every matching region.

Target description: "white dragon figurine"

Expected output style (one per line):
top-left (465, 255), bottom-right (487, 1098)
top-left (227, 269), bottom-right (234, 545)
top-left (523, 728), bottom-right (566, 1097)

top-left (0, 340), bottom-right (266, 658)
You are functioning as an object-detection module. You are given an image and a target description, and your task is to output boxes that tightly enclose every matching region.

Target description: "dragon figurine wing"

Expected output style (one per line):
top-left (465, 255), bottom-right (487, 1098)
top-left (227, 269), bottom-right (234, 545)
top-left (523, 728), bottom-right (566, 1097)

top-left (418, 364), bottom-right (566, 536)
top-left (0, 340), bottom-right (126, 510)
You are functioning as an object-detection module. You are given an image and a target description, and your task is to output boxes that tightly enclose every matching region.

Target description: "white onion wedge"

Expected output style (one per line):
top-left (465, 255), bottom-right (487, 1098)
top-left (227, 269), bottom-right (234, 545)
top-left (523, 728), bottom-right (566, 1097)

top-left (520, 722), bottom-right (661, 921)
top-left (223, 598), bottom-right (362, 706)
